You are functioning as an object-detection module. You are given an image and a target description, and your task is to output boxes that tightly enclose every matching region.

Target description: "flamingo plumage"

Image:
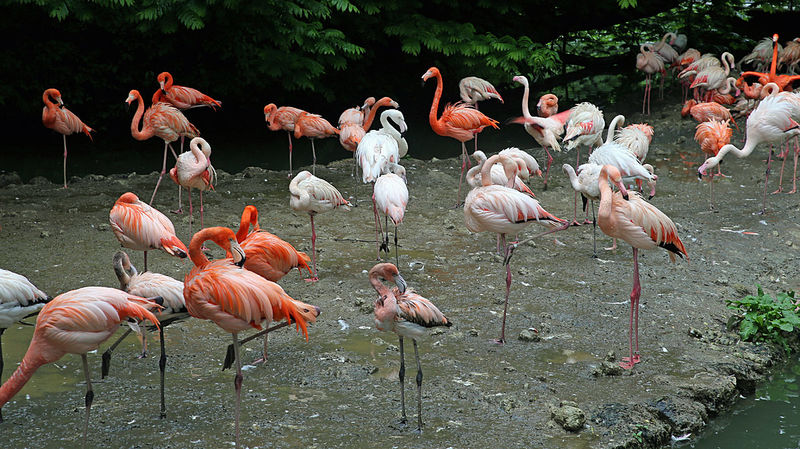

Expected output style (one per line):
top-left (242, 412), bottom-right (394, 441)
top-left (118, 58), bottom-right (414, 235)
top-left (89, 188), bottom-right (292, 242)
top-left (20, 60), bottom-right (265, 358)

top-left (41, 88), bottom-right (93, 188)
top-left (264, 104), bottom-right (306, 177)
top-left (293, 112), bottom-right (339, 175)
top-left (169, 137), bottom-right (216, 234)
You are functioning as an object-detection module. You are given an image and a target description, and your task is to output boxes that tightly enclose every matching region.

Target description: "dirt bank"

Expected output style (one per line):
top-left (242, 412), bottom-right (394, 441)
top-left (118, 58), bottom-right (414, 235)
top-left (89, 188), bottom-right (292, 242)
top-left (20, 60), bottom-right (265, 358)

top-left (0, 101), bottom-right (798, 449)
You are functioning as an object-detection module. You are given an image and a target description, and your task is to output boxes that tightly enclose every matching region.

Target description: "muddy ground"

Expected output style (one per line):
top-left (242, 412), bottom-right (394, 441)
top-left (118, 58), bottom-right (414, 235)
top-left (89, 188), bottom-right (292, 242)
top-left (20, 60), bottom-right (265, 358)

top-left (1, 101), bottom-right (799, 449)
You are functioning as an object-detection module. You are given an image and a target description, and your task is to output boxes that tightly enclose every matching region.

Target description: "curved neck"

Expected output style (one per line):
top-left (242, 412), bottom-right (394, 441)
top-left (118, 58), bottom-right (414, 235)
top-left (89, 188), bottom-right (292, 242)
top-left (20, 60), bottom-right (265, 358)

top-left (482, 155), bottom-right (516, 187)
top-left (236, 207), bottom-right (258, 242)
top-left (716, 142), bottom-right (756, 162)
top-left (380, 113), bottom-right (401, 142)
top-left (0, 341), bottom-right (51, 408)
top-left (369, 273), bottom-right (394, 300)
top-left (597, 169), bottom-right (613, 207)
top-left (428, 71), bottom-right (443, 128)
top-left (129, 91), bottom-right (152, 141)
top-left (606, 115), bottom-right (625, 144)
top-left (763, 82), bottom-right (780, 96)
top-left (189, 228), bottom-right (227, 268)
top-left (519, 79), bottom-right (533, 119)
top-left (564, 164), bottom-right (581, 191)
top-left (42, 91), bottom-right (59, 125)
top-left (363, 97), bottom-right (392, 130)
top-left (42, 91), bottom-right (57, 110)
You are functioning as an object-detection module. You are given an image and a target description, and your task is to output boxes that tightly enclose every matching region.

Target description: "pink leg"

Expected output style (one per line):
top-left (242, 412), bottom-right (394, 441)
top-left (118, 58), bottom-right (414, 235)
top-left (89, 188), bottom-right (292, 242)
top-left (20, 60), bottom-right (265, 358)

top-left (199, 190), bottom-right (204, 229)
top-left (455, 142), bottom-right (467, 206)
top-left (62, 134), bottom-right (69, 189)
top-left (790, 138), bottom-right (800, 194)
top-left (287, 131), bottom-right (294, 178)
top-left (774, 142), bottom-right (788, 194)
top-left (231, 332), bottom-right (243, 448)
top-left (311, 139), bottom-right (317, 175)
top-left (150, 142), bottom-right (169, 205)
top-left (760, 147), bottom-right (774, 214)
top-left (542, 146), bottom-right (554, 190)
top-left (604, 238), bottom-right (618, 251)
top-left (372, 193), bottom-right (382, 261)
top-left (642, 75), bottom-right (648, 115)
top-left (306, 214), bottom-right (319, 282)
top-left (620, 248), bottom-right (641, 369)
top-left (495, 234), bottom-right (511, 345)
top-left (571, 148), bottom-right (582, 226)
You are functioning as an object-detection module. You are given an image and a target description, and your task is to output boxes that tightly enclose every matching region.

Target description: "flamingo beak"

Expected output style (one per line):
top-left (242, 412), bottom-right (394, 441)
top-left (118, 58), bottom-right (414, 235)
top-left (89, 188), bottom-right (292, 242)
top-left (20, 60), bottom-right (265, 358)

top-left (394, 273), bottom-right (407, 295)
top-left (230, 240), bottom-right (246, 267)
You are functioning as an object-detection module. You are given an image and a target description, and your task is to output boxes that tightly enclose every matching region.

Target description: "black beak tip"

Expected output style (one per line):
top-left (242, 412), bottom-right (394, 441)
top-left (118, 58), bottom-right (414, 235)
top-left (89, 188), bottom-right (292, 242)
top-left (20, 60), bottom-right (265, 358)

top-left (648, 194), bottom-right (655, 200)
top-left (622, 193), bottom-right (629, 201)
top-left (697, 171), bottom-right (703, 180)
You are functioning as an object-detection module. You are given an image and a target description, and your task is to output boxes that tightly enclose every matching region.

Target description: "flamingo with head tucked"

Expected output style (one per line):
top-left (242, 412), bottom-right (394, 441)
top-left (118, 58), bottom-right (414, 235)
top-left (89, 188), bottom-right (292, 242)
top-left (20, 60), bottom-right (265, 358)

top-left (151, 71), bottom-right (221, 110)
top-left (41, 88), bottom-right (93, 188)
top-left (169, 137), bottom-right (216, 234)
top-left (264, 104), bottom-right (306, 177)
top-left (422, 67), bottom-right (499, 205)
top-left (294, 112), bottom-right (339, 175)
top-left (459, 76), bottom-right (503, 152)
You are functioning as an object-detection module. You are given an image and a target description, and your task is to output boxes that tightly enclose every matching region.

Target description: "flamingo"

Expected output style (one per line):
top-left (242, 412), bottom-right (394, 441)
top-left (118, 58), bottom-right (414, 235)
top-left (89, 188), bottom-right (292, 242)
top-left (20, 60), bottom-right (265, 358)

top-left (463, 154), bottom-right (567, 343)
top-left (537, 93), bottom-right (559, 118)
top-left (369, 262), bottom-right (450, 431)
top-left (564, 102), bottom-right (605, 225)
top-left (459, 76), bottom-right (503, 152)
top-left (499, 147), bottom-right (542, 181)
top-left (510, 75), bottom-right (569, 189)
top-left (779, 38), bottom-right (800, 75)
top-left (615, 123), bottom-right (654, 163)
top-left (652, 32), bottom-right (680, 67)
top-left (677, 49), bottom-right (702, 102)
top-left (563, 163), bottom-right (603, 256)
top-left (738, 35), bottom-right (800, 93)
top-left (355, 109), bottom-right (408, 184)
top-left (689, 52), bottom-right (736, 101)
top-left (466, 150), bottom-right (536, 196)
top-left (596, 165), bottom-right (688, 369)
top-left (636, 44), bottom-right (665, 115)
top-left (109, 192), bottom-right (188, 271)
top-left (698, 86), bottom-right (800, 213)
top-left (169, 137), bottom-right (216, 233)
top-left (681, 100), bottom-right (739, 131)
top-left (422, 66), bottom-right (500, 205)
top-left (339, 96), bottom-right (375, 126)
top-left (373, 169), bottom-right (409, 264)
top-left (742, 36), bottom-right (781, 72)
top-left (183, 227), bottom-right (318, 448)
top-left (151, 71), bottom-right (221, 110)
top-left (0, 286), bottom-right (159, 440)
top-left (41, 88), bottom-right (93, 188)
top-left (588, 138), bottom-right (658, 199)
top-left (289, 171), bottom-right (352, 281)
top-left (264, 104), bottom-right (306, 177)
top-left (126, 89), bottom-right (199, 205)
top-left (695, 119), bottom-right (733, 178)
top-left (105, 251), bottom-right (186, 419)
top-left (339, 97), bottom-right (400, 154)
top-left (0, 269), bottom-right (49, 385)
top-left (293, 112), bottom-right (339, 175)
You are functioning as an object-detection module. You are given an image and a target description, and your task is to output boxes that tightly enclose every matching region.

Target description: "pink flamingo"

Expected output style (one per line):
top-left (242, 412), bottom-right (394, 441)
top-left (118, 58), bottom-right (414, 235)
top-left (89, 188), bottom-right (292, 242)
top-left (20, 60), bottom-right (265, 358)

top-left (563, 102), bottom-right (605, 225)
top-left (183, 227), bottom-right (317, 448)
top-left (681, 100), bottom-right (739, 131)
top-left (41, 88), bottom-right (93, 188)
top-left (464, 154), bottom-right (567, 343)
top-left (373, 169), bottom-right (408, 264)
top-left (422, 67), bottom-right (500, 205)
top-left (459, 75), bottom-right (504, 152)
top-left (338, 96), bottom-right (400, 153)
top-left (109, 192), bottom-right (188, 271)
top-left (698, 86), bottom-right (800, 213)
top-left (0, 286), bottom-right (159, 439)
top-left (466, 150), bottom-right (536, 196)
top-left (169, 137), bottom-right (216, 233)
top-left (126, 89), bottom-right (199, 205)
top-left (636, 44), bottom-right (665, 115)
top-left (510, 75), bottom-right (569, 189)
top-left (106, 251), bottom-right (186, 419)
top-left (264, 104), bottom-right (306, 177)
top-left (370, 262), bottom-right (450, 431)
top-left (151, 71), bottom-right (221, 110)
top-left (537, 93), bottom-right (559, 118)
top-left (596, 165), bottom-right (688, 369)
top-left (294, 112), bottom-right (339, 175)
top-left (0, 269), bottom-right (49, 384)
top-left (289, 171), bottom-right (352, 281)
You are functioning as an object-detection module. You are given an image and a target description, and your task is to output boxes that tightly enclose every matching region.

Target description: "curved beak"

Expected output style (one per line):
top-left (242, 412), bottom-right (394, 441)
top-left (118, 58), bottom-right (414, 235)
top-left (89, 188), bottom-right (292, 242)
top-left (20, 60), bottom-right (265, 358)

top-left (617, 180), bottom-right (629, 201)
top-left (394, 273), bottom-right (407, 295)
top-left (230, 240), bottom-right (246, 267)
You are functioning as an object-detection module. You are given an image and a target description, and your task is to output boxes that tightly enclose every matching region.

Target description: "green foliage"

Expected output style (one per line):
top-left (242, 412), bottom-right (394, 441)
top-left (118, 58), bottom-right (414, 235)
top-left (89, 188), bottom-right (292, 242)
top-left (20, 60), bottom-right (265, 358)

top-left (618, 0), bottom-right (637, 8)
top-left (727, 285), bottom-right (800, 353)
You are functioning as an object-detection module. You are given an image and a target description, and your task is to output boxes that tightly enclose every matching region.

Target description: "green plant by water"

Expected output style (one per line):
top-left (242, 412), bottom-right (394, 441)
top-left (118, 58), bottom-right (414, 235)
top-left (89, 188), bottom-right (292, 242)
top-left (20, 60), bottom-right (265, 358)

top-left (726, 285), bottom-right (800, 353)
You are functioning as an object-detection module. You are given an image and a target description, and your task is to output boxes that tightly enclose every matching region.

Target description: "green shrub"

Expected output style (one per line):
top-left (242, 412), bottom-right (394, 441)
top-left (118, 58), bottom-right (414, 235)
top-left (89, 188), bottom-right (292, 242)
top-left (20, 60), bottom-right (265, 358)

top-left (726, 285), bottom-right (800, 353)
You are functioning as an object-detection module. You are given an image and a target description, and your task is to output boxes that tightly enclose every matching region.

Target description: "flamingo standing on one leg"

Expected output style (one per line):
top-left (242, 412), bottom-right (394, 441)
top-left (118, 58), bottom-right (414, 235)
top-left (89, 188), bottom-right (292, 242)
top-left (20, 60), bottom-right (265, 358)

top-left (109, 192), bottom-right (188, 271)
top-left (510, 75), bottom-right (569, 189)
top-left (169, 137), bottom-right (216, 235)
top-left (373, 168), bottom-right (409, 265)
top-left (464, 155), bottom-right (567, 343)
top-left (289, 171), bottom-right (352, 281)
top-left (0, 269), bottom-right (50, 391)
top-left (183, 227), bottom-right (317, 448)
top-left (0, 287), bottom-right (159, 440)
top-left (695, 119), bottom-right (733, 209)
top-left (459, 76), bottom-right (504, 153)
top-left (264, 104), bottom-right (306, 178)
top-left (103, 251), bottom-right (186, 419)
top-left (698, 86), bottom-right (800, 214)
top-left (422, 67), bottom-right (499, 206)
top-left (41, 88), bottom-right (93, 188)
top-left (370, 263), bottom-right (450, 431)
top-left (126, 89), bottom-right (199, 205)
top-left (636, 44), bottom-right (665, 115)
top-left (294, 112), bottom-right (339, 175)
top-left (596, 165), bottom-right (688, 369)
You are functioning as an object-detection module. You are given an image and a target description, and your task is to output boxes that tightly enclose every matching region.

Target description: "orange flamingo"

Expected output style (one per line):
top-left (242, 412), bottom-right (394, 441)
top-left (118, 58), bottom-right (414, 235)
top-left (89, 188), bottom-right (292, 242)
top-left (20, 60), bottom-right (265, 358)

top-left (739, 34), bottom-right (800, 93)
top-left (370, 263), bottom-right (450, 431)
top-left (109, 192), bottom-right (188, 271)
top-left (41, 88), bottom-right (93, 188)
top-left (463, 155), bottom-right (567, 343)
top-left (422, 66), bottom-right (500, 205)
top-left (596, 165), bottom-right (687, 369)
top-left (169, 137), bottom-right (216, 233)
top-left (695, 119), bottom-right (732, 178)
top-left (293, 112), bottom-right (339, 175)
top-left (264, 104), bottom-right (306, 177)
top-left (681, 100), bottom-right (739, 131)
top-left (126, 89), bottom-right (199, 205)
top-left (151, 71), bottom-right (221, 110)
top-left (106, 251), bottom-right (186, 418)
top-left (0, 286), bottom-right (159, 438)
top-left (289, 171), bottom-right (352, 281)
top-left (0, 269), bottom-right (49, 384)
top-left (183, 226), bottom-right (317, 448)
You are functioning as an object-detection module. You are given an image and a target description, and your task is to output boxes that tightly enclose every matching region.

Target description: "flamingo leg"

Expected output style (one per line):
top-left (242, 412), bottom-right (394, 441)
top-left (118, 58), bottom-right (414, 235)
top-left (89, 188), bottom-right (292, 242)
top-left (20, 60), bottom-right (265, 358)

top-left (232, 332), bottom-right (243, 448)
top-left (398, 336), bottom-right (407, 425)
top-left (81, 353), bottom-right (94, 444)
top-left (175, 141), bottom-right (184, 213)
top-left (144, 250), bottom-right (148, 272)
top-left (188, 188), bottom-right (194, 238)
top-left (62, 134), bottom-right (69, 189)
top-left (150, 142), bottom-right (169, 205)
top-left (0, 329), bottom-right (4, 386)
top-left (413, 339), bottom-right (423, 432)
top-left (542, 146), bottom-right (554, 190)
top-left (287, 131), bottom-right (294, 178)
top-left (221, 322), bottom-right (290, 370)
top-left (306, 214), bottom-right (319, 282)
top-left (101, 328), bottom-right (134, 379)
top-left (571, 149), bottom-right (582, 226)
top-left (372, 194), bottom-right (382, 261)
top-left (311, 139), bottom-right (317, 175)
top-left (590, 199), bottom-right (598, 258)
top-left (774, 142), bottom-right (788, 194)
top-left (620, 248), bottom-right (641, 369)
top-left (394, 224), bottom-right (399, 267)
top-left (455, 142), bottom-right (468, 206)
top-left (790, 138), bottom-right (800, 194)
top-left (642, 75), bottom-right (648, 115)
top-left (760, 147), bottom-right (774, 214)
top-left (158, 326), bottom-right (167, 419)
top-left (497, 233), bottom-right (511, 345)
top-left (200, 190), bottom-right (204, 229)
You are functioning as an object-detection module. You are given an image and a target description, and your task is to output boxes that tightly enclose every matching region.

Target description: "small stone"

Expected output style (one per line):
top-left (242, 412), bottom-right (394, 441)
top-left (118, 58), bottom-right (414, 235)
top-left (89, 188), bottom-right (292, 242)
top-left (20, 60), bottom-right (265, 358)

top-left (551, 402), bottom-right (586, 431)
top-left (519, 328), bottom-right (540, 342)
top-left (370, 338), bottom-right (387, 346)
top-left (97, 223), bottom-right (110, 231)
top-left (786, 240), bottom-right (793, 247)
top-left (715, 276), bottom-right (729, 285)
top-left (40, 231), bottom-right (50, 238)
top-left (431, 328), bottom-right (446, 335)
top-left (386, 344), bottom-right (398, 352)
top-left (603, 351), bottom-right (616, 362)
top-left (68, 208), bottom-right (79, 214)
top-left (468, 329), bottom-right (480, 337)
top-left (592, 361), bottom-right (623, 377)
top-left (29, 176), bottom-right (51, 185)
top-left (0, 171), bottom-right (22, 188)
top-left (499, 397), bottom-right (518, 412)
top-left (772, 231), bottom-right (779, 237)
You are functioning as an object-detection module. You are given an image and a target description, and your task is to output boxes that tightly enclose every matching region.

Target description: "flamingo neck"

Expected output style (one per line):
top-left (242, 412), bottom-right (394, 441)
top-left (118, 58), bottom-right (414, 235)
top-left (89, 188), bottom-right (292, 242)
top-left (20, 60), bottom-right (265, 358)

top-left (771, 37), bottom-right (779, 76)
top-left (42, 91), bottom-right (59, 125)
top-left (428, 71), bottom-right (444, 129)
top-left (482, 155), bottom-right (517, 187)
top-left (236, 207), bottom-right (257, 242)
top-left (369, 273), bottom-right (395, 303)
top-left (564, 164), bottom-right (582, 191)
top-left (188, 228), bottom-right (222, 268)
top-left (0, 342), bottom-right (52, 408)
top-left (519, 79), bottom-right (533, 119)
top-left (597, 170), bottom-right (614, 213)
top-left (363, 97), bottom-right (391, 130)
top-left (164, 73), bottom-right (174, 90)
top-left (129, 91), bottom-right (152, 141)
top-left (380, 114), bottom-right (402, 143)
top-left (715, 141), bottom-right (755, 165)
top-left (606, 115), bottom-right (625, 144)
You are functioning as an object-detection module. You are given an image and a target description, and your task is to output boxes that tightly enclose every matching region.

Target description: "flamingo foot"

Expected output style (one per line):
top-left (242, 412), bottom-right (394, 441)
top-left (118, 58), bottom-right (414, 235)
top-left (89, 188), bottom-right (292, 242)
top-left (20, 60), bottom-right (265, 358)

top-left (137, 351), bottom-right (148, 359)
top-left (772, 187), bottom-right (783, 194)
top-left (788, 188), bottom-right (797, 194)
top-left (492, 338), bottom-right (505, 345)
top-left (170, 208), bottom-right (183, 214)
top-left (621, 355), bottom-right (641, 364)
top-left (249, 357), bottom-right (266, 366)
top-left (604, 245), bottom-right (618, 251)
top-left (570, 220), bottom-right (582, 227)
top-left (304, 277), bottom-right (320, 283)
top-left (618, 360), bottom-right (636, 370)
top-left (450, 202), bottom-right (464, 209)
top-left (583, 219), bottom-right (594, 225)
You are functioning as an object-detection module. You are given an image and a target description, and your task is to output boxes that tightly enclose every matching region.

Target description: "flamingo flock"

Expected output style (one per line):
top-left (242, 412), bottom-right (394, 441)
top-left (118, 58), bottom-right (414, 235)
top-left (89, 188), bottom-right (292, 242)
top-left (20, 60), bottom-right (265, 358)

top-left (10, 31), bottom-right (800, 446)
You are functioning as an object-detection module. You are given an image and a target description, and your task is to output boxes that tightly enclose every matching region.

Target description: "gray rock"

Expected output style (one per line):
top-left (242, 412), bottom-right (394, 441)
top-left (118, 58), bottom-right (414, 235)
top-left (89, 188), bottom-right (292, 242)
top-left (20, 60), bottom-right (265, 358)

top-left (29, 176), bottom-right (51, 185)
top-left (551, 401), bottom-right (586, 431)
top-left (593, 361), bottom-right (623, 377)
top-left (519, 328), bottom-right (540, 342)
top-left (0, 171), bottom-right (22, 188)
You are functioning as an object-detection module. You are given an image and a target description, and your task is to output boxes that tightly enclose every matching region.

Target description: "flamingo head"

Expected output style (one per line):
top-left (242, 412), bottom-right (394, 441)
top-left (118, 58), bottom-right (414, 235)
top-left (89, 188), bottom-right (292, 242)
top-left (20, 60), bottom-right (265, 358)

top-left (361, 96), bottom-right (376, 110)
top-left (229, 238), bottom-right (246, 267)
top-left (125, 90), bottom-right (139, 105)
top-left (263, 103), bottom-right (277, 123)
top-left (601, 165), bottom-right (627, 200)
top-left (157, 72), bottom-right (172, 91)
top-left (512, 75), bottom-right (528, 86)
top-left (773, 34), bottom-right (779, 42)
top-left (421, 67), bottom-right (439, 83)
top-left (44, 88), bottom-right (63, 108)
